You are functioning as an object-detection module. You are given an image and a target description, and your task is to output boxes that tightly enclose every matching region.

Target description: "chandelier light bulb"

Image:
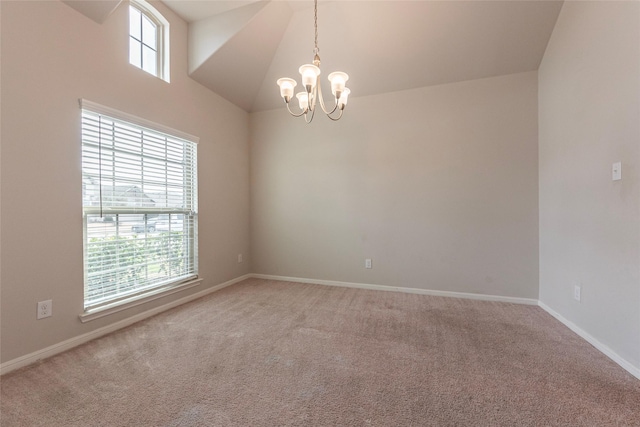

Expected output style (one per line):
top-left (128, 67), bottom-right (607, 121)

top-left (338, 88), bottom-right (350, 109)
top-left (328, 72), bottom-right (349, 98)
top-left (299, 64), bottom-right (321, 91)
top-left (276, 78), bottom-right (297, 103)
top-left (296, 92), bottom-right (309, 111)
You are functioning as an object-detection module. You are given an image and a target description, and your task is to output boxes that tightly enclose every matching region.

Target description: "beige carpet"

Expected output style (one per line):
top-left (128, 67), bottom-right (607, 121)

top-left (1, 278), bottom-right (639, 426)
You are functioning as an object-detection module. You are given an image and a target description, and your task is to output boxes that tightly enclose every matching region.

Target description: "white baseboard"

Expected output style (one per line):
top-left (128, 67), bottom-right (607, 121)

top-left (538, 301), bottom-right (640, 380)
top-left (250, 274), bottom-right (539, 305)
top-left (0, 274), bottom-right (251, 376)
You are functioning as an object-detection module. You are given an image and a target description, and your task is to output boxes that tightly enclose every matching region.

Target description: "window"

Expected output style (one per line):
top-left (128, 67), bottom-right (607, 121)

top-left (81, 100), bottom-right (197, 314)
top-left (129, 0), bottom-right (169, 81)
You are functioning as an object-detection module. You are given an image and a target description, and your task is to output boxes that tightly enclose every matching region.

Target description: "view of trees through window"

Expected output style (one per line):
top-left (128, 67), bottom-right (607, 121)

top-left (85, 213), bottom-right (194, 305)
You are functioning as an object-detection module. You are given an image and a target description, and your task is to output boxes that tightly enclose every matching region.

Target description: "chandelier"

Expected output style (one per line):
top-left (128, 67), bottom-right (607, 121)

top-left (276, 0), bottom-right (350, 123)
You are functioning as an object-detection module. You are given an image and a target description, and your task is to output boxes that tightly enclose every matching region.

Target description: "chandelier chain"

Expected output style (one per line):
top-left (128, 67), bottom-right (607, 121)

top-left (314, 0), bottom-right (318, 52)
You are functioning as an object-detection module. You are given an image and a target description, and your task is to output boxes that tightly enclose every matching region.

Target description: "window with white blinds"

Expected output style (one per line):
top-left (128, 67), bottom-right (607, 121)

top-left (81, 100), bottom-right (198, 311)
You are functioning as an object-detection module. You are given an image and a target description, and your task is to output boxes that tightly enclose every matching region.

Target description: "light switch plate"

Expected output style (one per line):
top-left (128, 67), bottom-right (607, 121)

top-left (612, 162), bottom-right (622, 181)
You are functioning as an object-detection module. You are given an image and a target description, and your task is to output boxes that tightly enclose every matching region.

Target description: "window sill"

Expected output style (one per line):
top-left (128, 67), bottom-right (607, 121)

top-left (79, 278), bottom-right (202, 323)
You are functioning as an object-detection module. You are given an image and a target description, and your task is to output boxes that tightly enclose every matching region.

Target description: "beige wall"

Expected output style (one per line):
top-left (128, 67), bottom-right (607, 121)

top-left (539, 1), bottom-right (640, 369)
top-left (250, 72), bottom-right (539, 299)
top-left (0, 1), bottom-right (251, 363)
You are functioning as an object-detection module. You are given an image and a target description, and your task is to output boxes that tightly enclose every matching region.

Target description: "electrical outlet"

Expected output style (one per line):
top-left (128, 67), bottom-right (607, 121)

top-left (573, 285), bottom-right (581, 302)
top-left (37, 300), bottom-right (52, 319)
top-left (238, 253), bottom-right (243, 263)
top-left (365, 258), bottom-right (372, 269)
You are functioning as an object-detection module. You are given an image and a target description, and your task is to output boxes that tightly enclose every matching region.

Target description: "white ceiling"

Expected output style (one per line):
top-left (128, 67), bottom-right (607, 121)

top-left (162, 0), bottom-right (563, 112)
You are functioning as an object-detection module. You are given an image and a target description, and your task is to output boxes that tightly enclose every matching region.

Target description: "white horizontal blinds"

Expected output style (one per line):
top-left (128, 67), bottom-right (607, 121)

top-left (81, 113), bottom-right (196, 213)
top-left (81, 102), bottom-right (198, 309)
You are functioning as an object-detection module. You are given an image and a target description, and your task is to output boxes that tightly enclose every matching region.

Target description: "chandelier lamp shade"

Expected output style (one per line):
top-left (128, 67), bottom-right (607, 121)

top-left (276, 0), bottom-right (350, 123)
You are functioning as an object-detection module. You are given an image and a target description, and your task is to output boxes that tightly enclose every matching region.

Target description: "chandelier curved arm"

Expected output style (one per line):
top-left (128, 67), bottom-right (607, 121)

top-left (304, 107), bottom-right (316, 124)
top-left (285, 102), bottom-right (308, 118)
top-left (298, 84), bottom-right (320, 124)
top-left (316, 79), bottom-right (339, 116)
top-left (326, 109), bottom-right (344, 121)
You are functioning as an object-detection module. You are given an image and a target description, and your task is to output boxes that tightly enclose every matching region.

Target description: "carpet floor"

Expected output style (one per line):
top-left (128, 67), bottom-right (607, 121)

top-left (1, 278), bottom-right (639, 426)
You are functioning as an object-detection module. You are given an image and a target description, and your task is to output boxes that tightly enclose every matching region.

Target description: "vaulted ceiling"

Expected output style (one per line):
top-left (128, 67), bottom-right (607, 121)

top-left (65, 0), bottom-right (565, 113)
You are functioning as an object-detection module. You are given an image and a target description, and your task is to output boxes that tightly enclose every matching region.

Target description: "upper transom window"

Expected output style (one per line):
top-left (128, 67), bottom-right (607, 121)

top-left (129, 0), bottom-right (169, 81)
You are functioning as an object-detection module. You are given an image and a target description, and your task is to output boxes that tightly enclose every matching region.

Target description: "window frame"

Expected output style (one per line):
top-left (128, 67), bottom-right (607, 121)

top-left (79, 99), bottom-right (198, 321)
top-left (129, 0), bottom-right (170, 82)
